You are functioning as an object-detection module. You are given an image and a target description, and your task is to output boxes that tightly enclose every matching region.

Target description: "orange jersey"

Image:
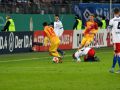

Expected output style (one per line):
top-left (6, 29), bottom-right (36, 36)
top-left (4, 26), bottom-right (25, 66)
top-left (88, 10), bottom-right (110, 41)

top-left (84, 21), bottom-right (98, 35)
top-left (44, 26), bottom-right (57, 40)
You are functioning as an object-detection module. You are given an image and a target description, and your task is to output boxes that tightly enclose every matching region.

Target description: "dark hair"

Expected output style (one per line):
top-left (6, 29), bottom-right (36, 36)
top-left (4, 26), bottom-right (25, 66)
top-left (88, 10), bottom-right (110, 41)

top-left (43, 22), bottom-right (48, 26)
top-left (75, 14), bottom-right (79, 19)
top-left (49, 22), bottom-right (54, 26)
top-left (55, 14), bottom-right (59, 17)
top-left (114, 8), bottom-right (120, 14)
top-left (102, 16), bottom-right (106, 20)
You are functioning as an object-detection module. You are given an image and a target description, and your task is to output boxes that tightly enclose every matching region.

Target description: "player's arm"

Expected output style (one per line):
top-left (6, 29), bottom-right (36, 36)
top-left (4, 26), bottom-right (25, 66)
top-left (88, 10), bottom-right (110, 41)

top-left (83, 28), bottom-right (88, 35)
top-left (90, 23), bottom-right (98, 34)
top-left (107, 19), bottom-right (113, 31)
top-left (59, 21), bottom-right (64, 29)
top-left (83, 21), bottom-right (91, 35)
top-left (1, 21), bottom-right (10, 31)
top-left (44, 37), bottom-right (49, 46)
top-left (59, 21), bottom-right (64, 36)
top-left (43, 31), bottom-right (49, 46)
top-left (90, 29), bottom-right (98, 34)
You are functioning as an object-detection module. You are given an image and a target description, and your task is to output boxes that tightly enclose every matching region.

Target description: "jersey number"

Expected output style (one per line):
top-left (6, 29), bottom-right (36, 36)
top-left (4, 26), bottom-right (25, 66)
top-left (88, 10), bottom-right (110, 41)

top-left (117, 22), bottom-right (120, 29)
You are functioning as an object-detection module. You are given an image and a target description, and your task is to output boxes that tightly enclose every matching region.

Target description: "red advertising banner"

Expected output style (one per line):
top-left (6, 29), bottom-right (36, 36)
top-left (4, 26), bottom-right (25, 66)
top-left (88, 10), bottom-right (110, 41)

top-left (33, 30), bottom-right (73, 51)
top-left (106, 32), bottom-right (113, 47)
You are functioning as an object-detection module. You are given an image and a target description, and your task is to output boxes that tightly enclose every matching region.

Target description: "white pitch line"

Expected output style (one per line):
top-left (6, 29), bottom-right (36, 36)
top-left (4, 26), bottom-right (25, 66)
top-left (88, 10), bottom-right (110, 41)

top-left (0, 58), bottom-right (39, 62)
top-left (0, 51), bottom-right (112, 63)
top-left (0, 57), bottom-right (51, 63)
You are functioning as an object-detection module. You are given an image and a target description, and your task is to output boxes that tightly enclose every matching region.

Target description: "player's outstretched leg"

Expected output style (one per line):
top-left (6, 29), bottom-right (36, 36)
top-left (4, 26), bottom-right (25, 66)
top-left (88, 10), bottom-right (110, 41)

top-left (116, 54), bottom-right (120, 73)
top-left (109, 54), bottom-right (118, 73)
top-left (72, 49), bottom-right (82, 62)
top-left (57, 48), bottom-right (65, 57)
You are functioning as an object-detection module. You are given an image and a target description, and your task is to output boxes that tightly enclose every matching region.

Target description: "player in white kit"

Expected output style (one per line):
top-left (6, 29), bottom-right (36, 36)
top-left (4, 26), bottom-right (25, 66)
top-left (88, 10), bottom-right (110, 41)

top-left (54, 15), bottom-right (65, 56)
top-left (54, 15), bottom-right (64, 37)
top-left (109, 8), bottom-right (120, 73)
top-left (73, 47), bottom-right (99, 62)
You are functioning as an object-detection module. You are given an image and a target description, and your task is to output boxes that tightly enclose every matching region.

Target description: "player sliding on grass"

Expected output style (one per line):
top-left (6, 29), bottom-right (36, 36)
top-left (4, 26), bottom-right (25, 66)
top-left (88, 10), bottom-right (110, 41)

top-left (73, 47), bottom-right (99, 62)
top-left (43, 22), bottom-right (62, 63)
top-left (78, 14), bottom-right (98, 50)
top-left (108, 8), bottom-right (120, 73)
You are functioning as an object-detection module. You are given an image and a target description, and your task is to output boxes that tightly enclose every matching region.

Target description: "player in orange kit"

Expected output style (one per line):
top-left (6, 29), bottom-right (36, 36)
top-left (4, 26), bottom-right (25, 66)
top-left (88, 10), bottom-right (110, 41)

top-left (43, 22), bottom-right (62, 63)
top-left (78, 14), bottom-right (98, 50)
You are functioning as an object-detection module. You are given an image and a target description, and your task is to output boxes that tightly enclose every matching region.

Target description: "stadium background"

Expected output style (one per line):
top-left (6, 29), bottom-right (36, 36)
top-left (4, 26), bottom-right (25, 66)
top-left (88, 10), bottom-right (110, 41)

top-left (0, 0), bottom-right (120, 90)
top-left (0, 0), bottom-right (117, 54)
top-left (0, 0), bottom-right (120, 31)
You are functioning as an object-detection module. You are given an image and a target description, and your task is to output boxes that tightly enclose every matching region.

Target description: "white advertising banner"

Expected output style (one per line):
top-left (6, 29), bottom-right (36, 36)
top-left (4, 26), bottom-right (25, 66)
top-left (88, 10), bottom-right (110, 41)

top-left (72, 30), bottom-right (112, 49)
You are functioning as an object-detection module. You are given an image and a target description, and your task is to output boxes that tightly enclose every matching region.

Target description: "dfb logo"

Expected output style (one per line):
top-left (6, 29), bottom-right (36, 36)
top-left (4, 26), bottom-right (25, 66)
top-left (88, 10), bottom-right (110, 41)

top-left (9, 32), bottom-right (14, 52)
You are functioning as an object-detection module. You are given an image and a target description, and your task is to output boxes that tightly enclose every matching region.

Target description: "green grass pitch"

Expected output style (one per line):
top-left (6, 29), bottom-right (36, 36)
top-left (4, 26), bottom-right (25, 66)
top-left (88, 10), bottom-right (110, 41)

top-left (0, 47), bottom-right (120, 90)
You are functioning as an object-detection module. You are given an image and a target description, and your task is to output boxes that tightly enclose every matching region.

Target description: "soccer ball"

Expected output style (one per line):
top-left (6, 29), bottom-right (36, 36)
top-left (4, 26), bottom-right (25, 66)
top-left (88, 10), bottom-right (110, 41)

top-left (52, 57), bottom-right (59, 63)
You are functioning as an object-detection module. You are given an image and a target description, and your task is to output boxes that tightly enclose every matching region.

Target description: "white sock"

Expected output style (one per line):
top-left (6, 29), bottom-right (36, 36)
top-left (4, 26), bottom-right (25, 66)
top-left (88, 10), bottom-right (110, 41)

top-left (77, 57), bottom-right (81, 62)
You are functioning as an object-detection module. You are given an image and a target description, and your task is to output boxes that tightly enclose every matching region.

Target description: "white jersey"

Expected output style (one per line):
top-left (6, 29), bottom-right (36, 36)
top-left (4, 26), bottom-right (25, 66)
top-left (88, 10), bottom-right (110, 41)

top-left (109, 16), bottom-right (120, 43)
top-left (75, 47), bottom-right (91, 58)
top-left (54, 20), bottom-right (64, 37)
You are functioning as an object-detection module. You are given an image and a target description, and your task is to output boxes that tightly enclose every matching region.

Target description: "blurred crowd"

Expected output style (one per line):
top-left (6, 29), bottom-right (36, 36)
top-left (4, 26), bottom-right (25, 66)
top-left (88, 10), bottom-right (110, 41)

top-left (0, 0), bottom-right (120, 3)
top-left (0, 0), bottom-right (71, 14)
top-left (0, 0), bottom-right (69, 4)
top-left (0, 0), bottom-right (120, 14)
